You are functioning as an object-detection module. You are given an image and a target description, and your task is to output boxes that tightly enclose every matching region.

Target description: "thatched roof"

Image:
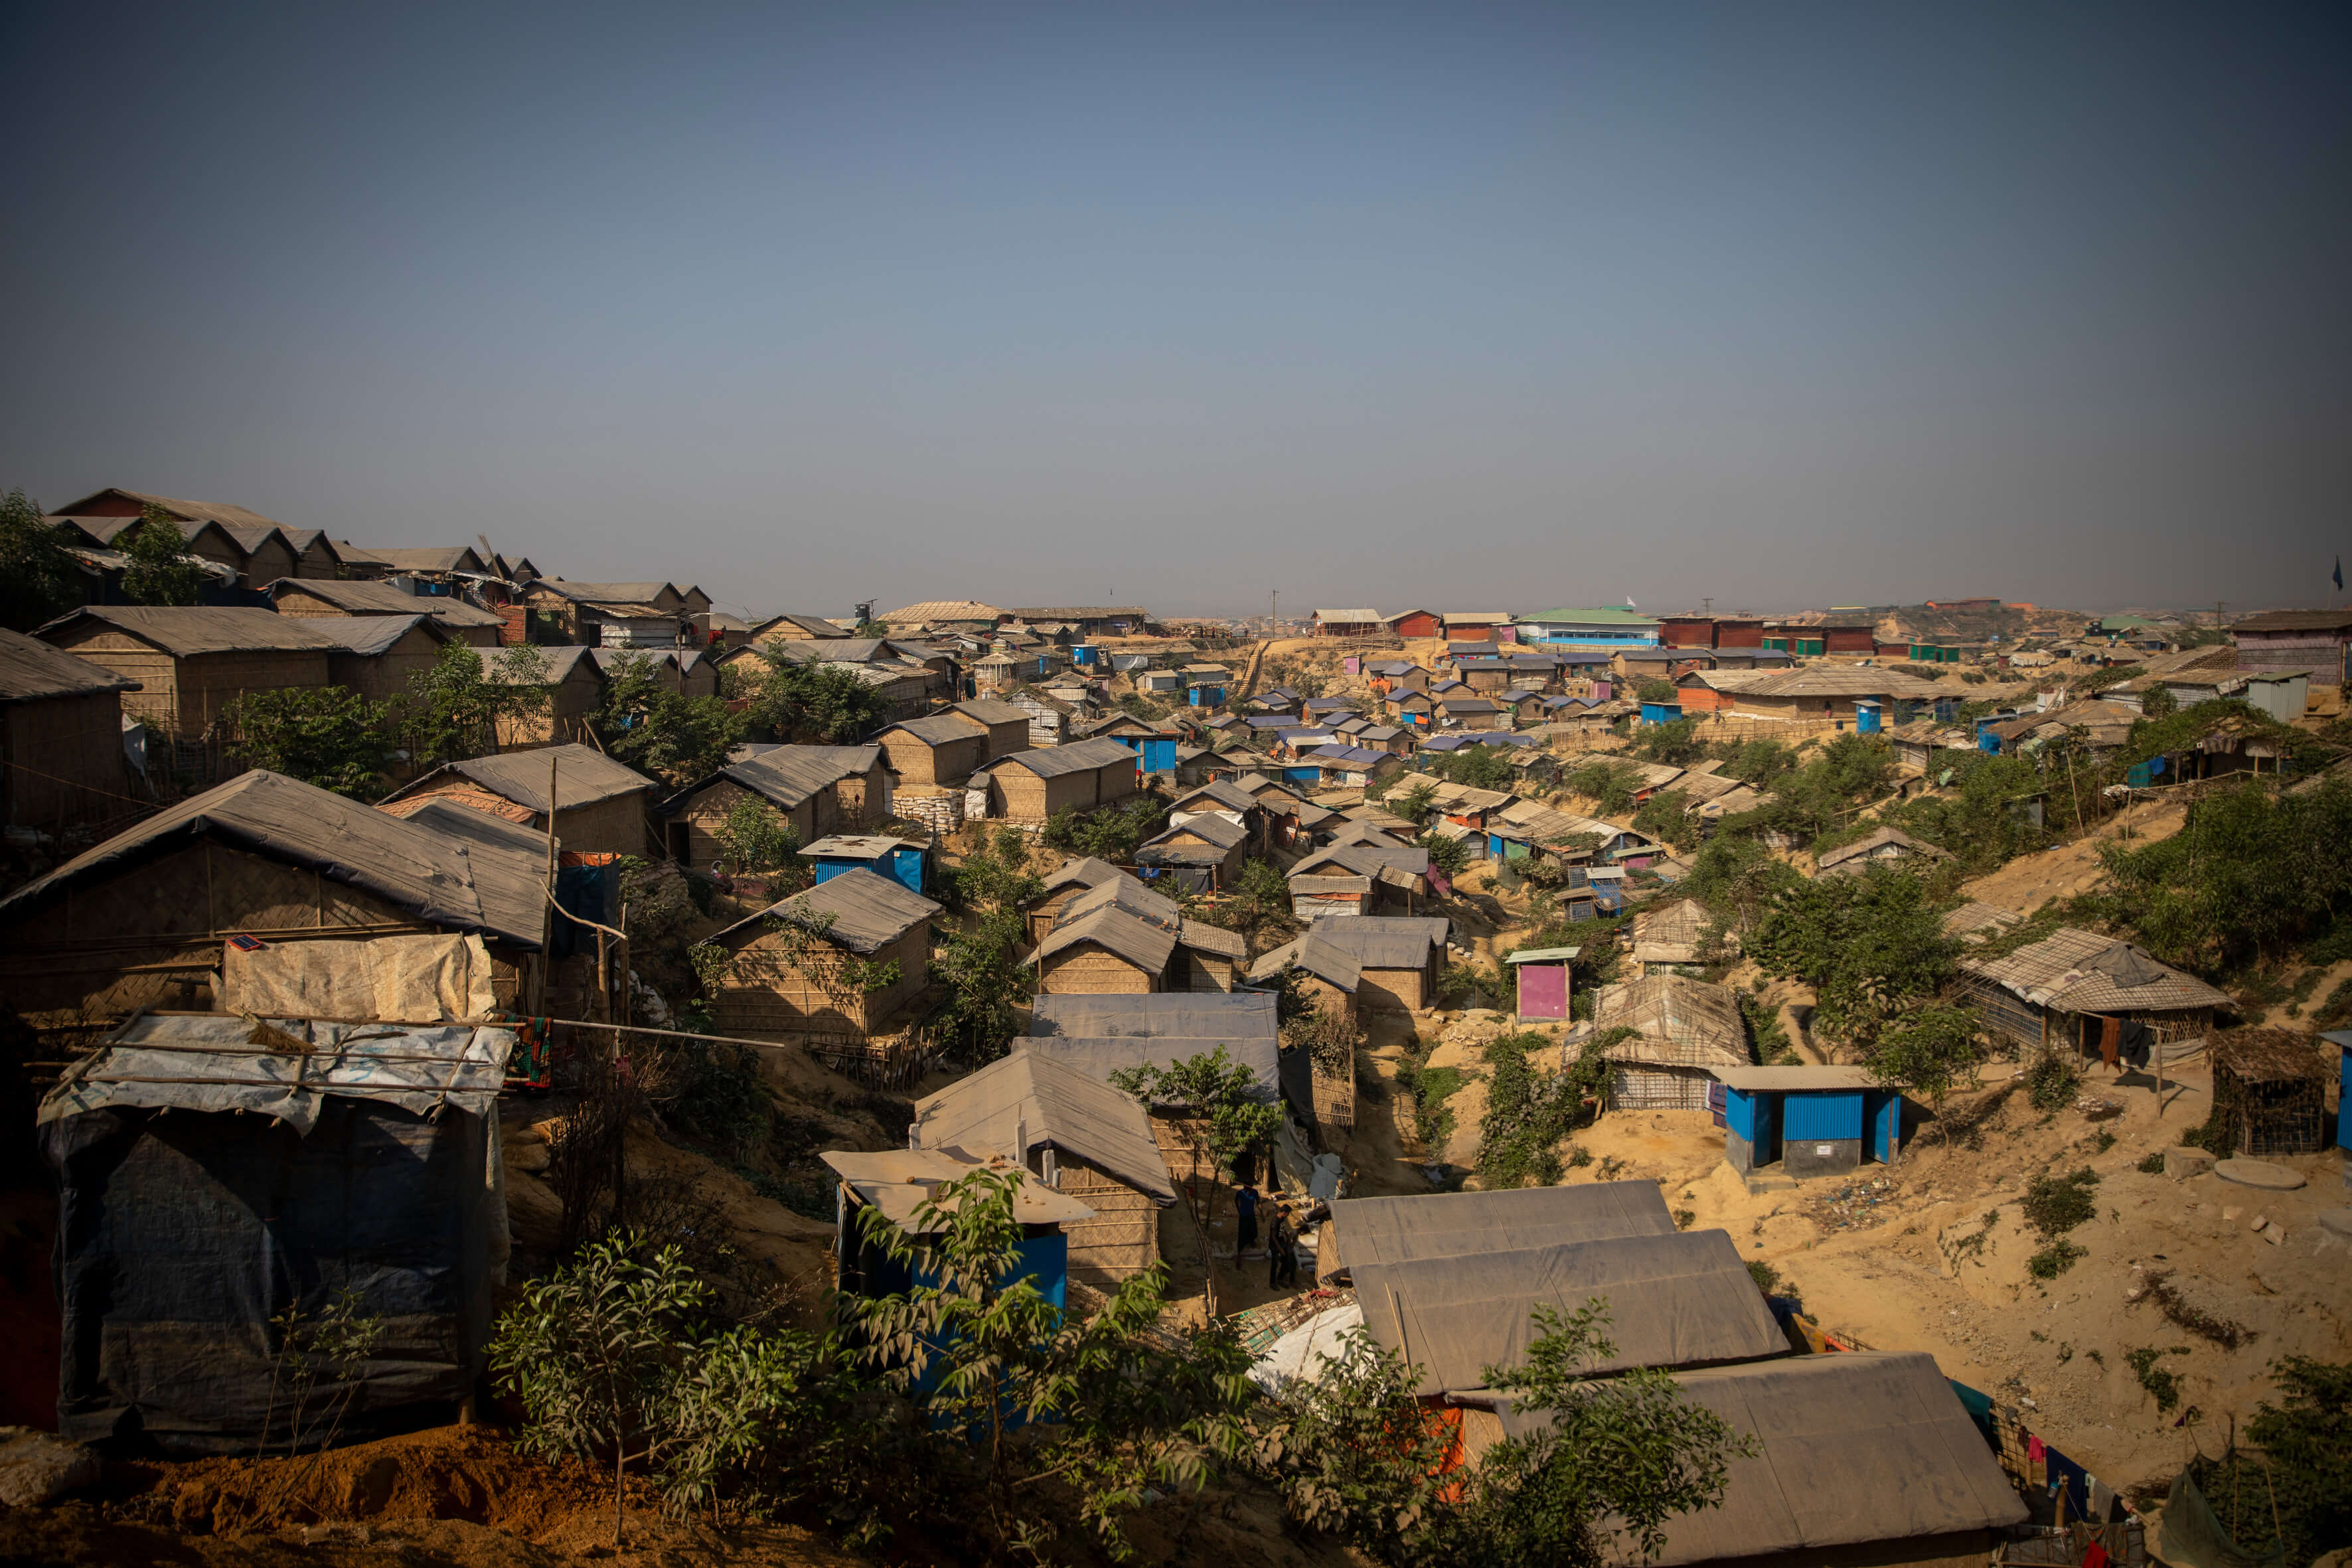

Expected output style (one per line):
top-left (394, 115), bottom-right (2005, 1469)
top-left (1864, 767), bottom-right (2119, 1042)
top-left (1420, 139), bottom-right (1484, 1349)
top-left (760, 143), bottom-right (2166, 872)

top-left (1958, 927), bottom-right (2231, 1014)
top-left (1592, 974), bottom-right (1751, 1069)
top-left (2208, 1028), bottom-right (2328, 1085)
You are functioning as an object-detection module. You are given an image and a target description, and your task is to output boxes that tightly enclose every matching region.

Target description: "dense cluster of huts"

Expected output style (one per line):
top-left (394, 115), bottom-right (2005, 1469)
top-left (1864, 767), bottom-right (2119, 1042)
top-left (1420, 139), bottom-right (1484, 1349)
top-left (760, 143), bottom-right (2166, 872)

top-left (3, 507), bottom-right (2336, 1559)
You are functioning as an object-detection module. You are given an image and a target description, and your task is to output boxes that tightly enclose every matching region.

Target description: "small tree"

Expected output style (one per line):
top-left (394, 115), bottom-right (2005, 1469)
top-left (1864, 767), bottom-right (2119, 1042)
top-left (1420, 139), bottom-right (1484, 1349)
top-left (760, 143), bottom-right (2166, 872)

top-left (1441, 1300), bottom-right (1753, 1567)
top-left (1256, 1330), bottom-right (1457, 1562)
top-left (119, 505), bottom-right (208, 605)
top-left (1110, 1047), bottom-right (1283, 1315)
top-left (489, 1233), bottom-right (712, 1548)
top-left (0, 487), bottom-right (82, 632)
top-left (1419, 828), bottom-right (1471, 880)
top-left (712, 795), bottom-right (803, 878)
top-left (594, 651), bottom-right (742, 783)
top-left (747, 655), bottom-right (889, 743)
top-left (932, 828), bottom-right (1044, 1062)
top-left (224, 686), bottom-right (398, 797)
top-left (402, 641), bottom-right (551, 765)
top-left (1389, 779), bottom-right (1439, 825)
top-left (842, 1167), bottom-right (1255, 1561)
top-left (1867, 1004), bottom-right (1982, 1146)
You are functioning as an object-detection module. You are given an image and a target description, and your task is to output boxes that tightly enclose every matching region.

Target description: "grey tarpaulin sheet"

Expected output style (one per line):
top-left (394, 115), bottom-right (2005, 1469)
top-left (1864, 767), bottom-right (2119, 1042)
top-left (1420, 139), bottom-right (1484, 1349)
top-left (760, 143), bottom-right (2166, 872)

top-left (1490, 1351), bottom-right (2029, 1565)
top-left (1352, 1229), bottom-right (1787, 1397)
top-left (1322, 1180), bottom-right (1675, 1281)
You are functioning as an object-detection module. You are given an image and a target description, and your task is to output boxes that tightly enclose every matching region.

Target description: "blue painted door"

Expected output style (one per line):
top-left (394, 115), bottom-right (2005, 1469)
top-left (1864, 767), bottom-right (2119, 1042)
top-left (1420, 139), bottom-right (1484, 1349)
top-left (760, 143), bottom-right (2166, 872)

top-left (1752, 1092), bottom-right (1780, 1165)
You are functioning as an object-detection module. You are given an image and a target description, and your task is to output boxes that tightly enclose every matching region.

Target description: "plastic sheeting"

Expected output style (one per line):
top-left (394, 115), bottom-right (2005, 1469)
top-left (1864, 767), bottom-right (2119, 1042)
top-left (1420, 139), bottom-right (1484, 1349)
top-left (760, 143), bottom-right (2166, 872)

top-left (218, 933), bottom-right (500, 1022)
top-left (44, 1093), bottom-right (505, 1455)
top-left (1247, 1300), bottom-right (1366, 1396)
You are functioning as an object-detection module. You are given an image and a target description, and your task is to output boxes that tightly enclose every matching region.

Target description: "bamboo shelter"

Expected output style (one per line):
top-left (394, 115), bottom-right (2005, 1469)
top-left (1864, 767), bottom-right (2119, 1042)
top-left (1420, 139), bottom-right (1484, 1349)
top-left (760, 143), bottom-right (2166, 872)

top-left (2207, 1028), bottom-right (2330, 1157)
top-left (914, 1048), bottom-right (1178, 1290)
top-left (1591, 973), bottom-right (1753, 1111)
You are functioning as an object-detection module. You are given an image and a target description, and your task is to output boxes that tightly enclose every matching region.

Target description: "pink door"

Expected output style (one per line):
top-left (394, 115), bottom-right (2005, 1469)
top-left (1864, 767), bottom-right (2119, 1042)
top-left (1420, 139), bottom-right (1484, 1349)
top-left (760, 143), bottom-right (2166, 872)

top-left (1516, 963), bottom-right (1568, 1020)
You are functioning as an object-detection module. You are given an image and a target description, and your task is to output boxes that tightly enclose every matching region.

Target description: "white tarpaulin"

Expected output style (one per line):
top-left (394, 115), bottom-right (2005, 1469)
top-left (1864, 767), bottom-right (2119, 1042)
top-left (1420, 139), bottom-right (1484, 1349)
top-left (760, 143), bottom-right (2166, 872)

top-left (217, 933), bottom-right (499, 1021)
top-left (1247, 1299), bottom-right (1366, 1395)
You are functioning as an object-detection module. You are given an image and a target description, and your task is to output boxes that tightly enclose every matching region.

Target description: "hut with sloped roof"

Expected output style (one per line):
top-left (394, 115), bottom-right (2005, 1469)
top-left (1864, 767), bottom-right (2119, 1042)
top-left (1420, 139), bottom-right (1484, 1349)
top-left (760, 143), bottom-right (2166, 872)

top-left (0, 770), bottom-right (548, 1021)
top-left (1029, 878), bottom-right (1242, 994)
top-left (1293, 916), bottom-right (1448, 1012)
top-left (1956, 926), bottom-right (2231, 1061)
top-left (1136, 811), bottom-right (1249, 894)
top-left (380, 743), bottom-right (657, 856)
top-left (914, 1048), bottom-right (1178, 1289)
top-left (0, 627), bottom-right (140, 834)
top-left (657, 744), bottom-right (890, 868)
top-left (309, 613), bottom-right (453, 705)
top-left (972, 737), bottom-right (1138, 823)
top-left (1590, 973), bottom-right (1753, 1110)
top-left (2207, 1028), bottom-right (2331, 1158)
top-left (706, 868), bottom-right (940, 1035)
top-left (267, 578), bottom-right (506, 646)
top-left (1021, 856), bottom-right (1134, 945)
top-left (486, 643), bottom-right (607, 747)
top-left (37, 605), bottom-right (342, 745)
top-left (874, 713), bottom-right (991, 787)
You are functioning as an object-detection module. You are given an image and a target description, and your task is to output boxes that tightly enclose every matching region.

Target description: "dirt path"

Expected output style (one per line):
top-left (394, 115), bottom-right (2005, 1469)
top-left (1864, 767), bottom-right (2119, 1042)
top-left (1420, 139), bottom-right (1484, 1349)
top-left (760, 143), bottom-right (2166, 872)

top-left (1960, 796), bottom-right (2186, 915)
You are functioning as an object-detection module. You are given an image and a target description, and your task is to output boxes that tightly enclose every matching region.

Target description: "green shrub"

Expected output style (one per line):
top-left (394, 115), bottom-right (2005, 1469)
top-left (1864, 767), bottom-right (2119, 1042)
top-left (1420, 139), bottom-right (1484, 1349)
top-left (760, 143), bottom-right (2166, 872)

top-left (2136, 1150), bottom-right (2167, 1174)
top-left (2023, 1050), bottom-right (2080, 1112)
top-left (2125, 1345), bottom-right (2189, 1413)
top-left (2027, 1241), bottom-right (2086, 1279)
top-left (2021, 1167), bottom-right (2100, 1240)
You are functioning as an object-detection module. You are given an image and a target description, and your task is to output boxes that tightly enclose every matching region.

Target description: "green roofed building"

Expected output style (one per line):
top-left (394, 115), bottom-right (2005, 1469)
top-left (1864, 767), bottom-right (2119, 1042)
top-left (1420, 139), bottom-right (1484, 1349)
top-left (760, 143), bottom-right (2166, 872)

top-left (1516, 607), bottom-right (1660, 647)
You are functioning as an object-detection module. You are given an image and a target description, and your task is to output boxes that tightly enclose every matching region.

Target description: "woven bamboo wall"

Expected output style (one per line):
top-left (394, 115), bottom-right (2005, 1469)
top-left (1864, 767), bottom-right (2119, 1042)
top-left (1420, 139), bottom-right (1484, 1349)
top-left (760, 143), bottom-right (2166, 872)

top-left (1178, 951), bottom-right (1236, 992)
top-left (833, 762), bottom-right (888, 828)
top-left (173, 650), bottom-right (333, 736)
top-left (1356, 965), bottom-right (1425, 1012)
top-left (1608, 1063), bottom-right (1714, 1111)
top-left (327, 639), bottom-right (443, 704)
top-left (1, 691), bottom-right (129, 831)
top-left (881, 732), bottom-right (985, 787)
top-left (674, 779), bottom-right (820, 870)
top-left (240, 538), bottom-right (297, 586)
top-left (1024, 884), bottom-right (1093, 945)
top-left (272, 589), bottom-right (352, 618)
top-left (293, 545), bottom-right (340, 580)
top-left (50, 637), bottom-right (178, 734)
top-left (0, 840), bottom-right (433, 1018)
top-left (495, 669), bottom-right (603, 747)
top-left (1038, 945), bottom-right (1157, 994)
top-left (1054, 1153), bottom-right (1161, 1288)
top-left (710, 923), bottom-right (928, 1036)
top-left (552, 795), bottom-right (655, 857)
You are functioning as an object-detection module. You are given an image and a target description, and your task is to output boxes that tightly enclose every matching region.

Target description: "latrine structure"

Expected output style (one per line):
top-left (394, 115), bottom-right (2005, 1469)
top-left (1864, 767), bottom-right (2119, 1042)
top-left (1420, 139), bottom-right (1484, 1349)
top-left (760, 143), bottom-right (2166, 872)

top-left (2207, 1029), bottom-right (2330, 1156)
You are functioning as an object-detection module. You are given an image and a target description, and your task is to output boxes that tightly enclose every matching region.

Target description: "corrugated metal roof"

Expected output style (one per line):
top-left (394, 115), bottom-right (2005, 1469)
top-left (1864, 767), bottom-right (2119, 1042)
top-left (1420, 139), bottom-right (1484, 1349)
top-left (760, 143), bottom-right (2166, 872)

top-left (2232, 609), bottom-right (2352, 633)
top-left (0, 769), bottom-right (546, 949)
top-left (1711, 1065), bottom-right (1879, 1091)
top-left (716, 866), bottom-right (941, 953)
top-left (875, 600), bottom-right (1005, 624)
top-left (0, 626), bottom-right (140, 700)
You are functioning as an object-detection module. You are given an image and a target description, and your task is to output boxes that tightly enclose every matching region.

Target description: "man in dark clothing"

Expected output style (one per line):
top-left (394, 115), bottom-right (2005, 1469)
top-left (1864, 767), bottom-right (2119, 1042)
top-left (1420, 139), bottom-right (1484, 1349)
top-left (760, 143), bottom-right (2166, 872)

top-left (1233, 1183), bottom-right (1260, 1257)
top-left (1267, 1206), bottom-right (1298, 1289)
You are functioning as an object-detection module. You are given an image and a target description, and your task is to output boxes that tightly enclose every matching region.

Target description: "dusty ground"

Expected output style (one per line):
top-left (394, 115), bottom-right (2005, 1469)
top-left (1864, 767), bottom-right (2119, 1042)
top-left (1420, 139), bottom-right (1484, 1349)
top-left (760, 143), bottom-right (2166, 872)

top-left (1957, 795), bottom-right (2187, 915)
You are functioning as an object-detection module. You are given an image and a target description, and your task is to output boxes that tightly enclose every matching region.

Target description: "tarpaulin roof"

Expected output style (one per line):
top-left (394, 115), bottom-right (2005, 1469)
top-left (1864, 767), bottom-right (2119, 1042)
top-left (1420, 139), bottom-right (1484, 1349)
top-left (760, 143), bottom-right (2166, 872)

top-left (1302, 915), bottom-right (1449, 969)
top-left (1036, 856), bottom-right (1134, 898)
top-left (1247, 933), bottom-right (1362, 991)
top-left (819, 1146), bottom-right (1095, 1230)
top-left (1324, 1182), bottom-right (1676, 1282)
top-left (663, 744), bottom-right (881, 813)
top-left (1032, 989), bottom-right (1278, 1040)
top-left (1354, 1230), bottom-right (1787, 1395)
top-left (1022, 1034), bottom-right (1280, 1106)
top-left (1170, 779), bottom-right (1261, 815)
top-left (0, 625), bottom-right (141, 700)
top-left (266, 578), bottom-right (507, 625)
top-left (40, 604), bottom-right (345, 655)
top-left (1491, 1353), bottom-right (2028, 1565)
top-left (0, 769), bottom-right (548, 949)
top-left (384, 742), bottom-right (655, 813)
top-left (990, 736), bottom-right (1138, 778)
top-left (916, 1049), bottom-right (1177, 1202)
top-left (1030, 903), bottom-right (1178, 974)
top-left (39, 1012), bottom-right (516, 1135)
top-left (1149, 812), bottom-right (1247, 850)
top-left (714, 866), bottom-right (941, 954)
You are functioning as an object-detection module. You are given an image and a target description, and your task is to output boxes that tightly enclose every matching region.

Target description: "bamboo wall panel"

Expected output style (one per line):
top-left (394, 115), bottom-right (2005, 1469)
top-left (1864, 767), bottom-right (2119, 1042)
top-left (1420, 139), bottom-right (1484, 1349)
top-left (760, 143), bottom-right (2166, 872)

top-left (1038, 947), bottom-right (1156, 994)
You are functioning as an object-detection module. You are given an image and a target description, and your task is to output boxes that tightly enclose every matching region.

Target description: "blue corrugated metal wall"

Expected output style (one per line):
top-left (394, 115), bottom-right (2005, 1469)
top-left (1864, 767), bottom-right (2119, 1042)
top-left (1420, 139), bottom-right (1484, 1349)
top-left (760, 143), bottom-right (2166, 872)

top-left (1724, 1088), bottom-right (1758, 1141)
top-left (1782, 1090), bottom-right (1863, 1142)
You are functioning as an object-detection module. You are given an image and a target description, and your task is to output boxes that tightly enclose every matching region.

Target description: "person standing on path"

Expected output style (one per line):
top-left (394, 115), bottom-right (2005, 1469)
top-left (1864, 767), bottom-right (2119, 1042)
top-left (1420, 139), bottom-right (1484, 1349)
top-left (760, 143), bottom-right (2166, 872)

top-left (1267, 1206), bottom-right (1298, 1289)
top-left (1233, 1182), bottom-right (1260, 1257)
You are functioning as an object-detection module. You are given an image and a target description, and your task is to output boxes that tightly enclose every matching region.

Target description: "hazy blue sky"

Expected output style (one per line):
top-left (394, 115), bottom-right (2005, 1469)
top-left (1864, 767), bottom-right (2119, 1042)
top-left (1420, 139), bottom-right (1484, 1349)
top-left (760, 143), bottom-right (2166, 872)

top-left (3, 2), bottom-right (2346, 619)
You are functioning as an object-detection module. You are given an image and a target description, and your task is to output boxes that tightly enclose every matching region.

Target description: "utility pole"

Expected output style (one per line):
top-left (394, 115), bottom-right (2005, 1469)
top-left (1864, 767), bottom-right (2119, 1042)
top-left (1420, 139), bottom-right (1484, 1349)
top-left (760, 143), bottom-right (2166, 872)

top-left (2213, 599), bottom-right (2225, 633)
top-left (1270, 588), bottom-right (1278, 629)
top-left (1703, 596), bottom-right (1713, 616)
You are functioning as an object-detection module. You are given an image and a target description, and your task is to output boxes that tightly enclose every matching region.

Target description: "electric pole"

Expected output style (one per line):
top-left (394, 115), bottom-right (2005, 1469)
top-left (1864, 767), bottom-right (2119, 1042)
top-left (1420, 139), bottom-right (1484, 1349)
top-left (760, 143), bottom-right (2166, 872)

top-left (1270, 588), bottom-right (1278, 629)
top-left (1703, 596), bottom-right (1713, 616)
